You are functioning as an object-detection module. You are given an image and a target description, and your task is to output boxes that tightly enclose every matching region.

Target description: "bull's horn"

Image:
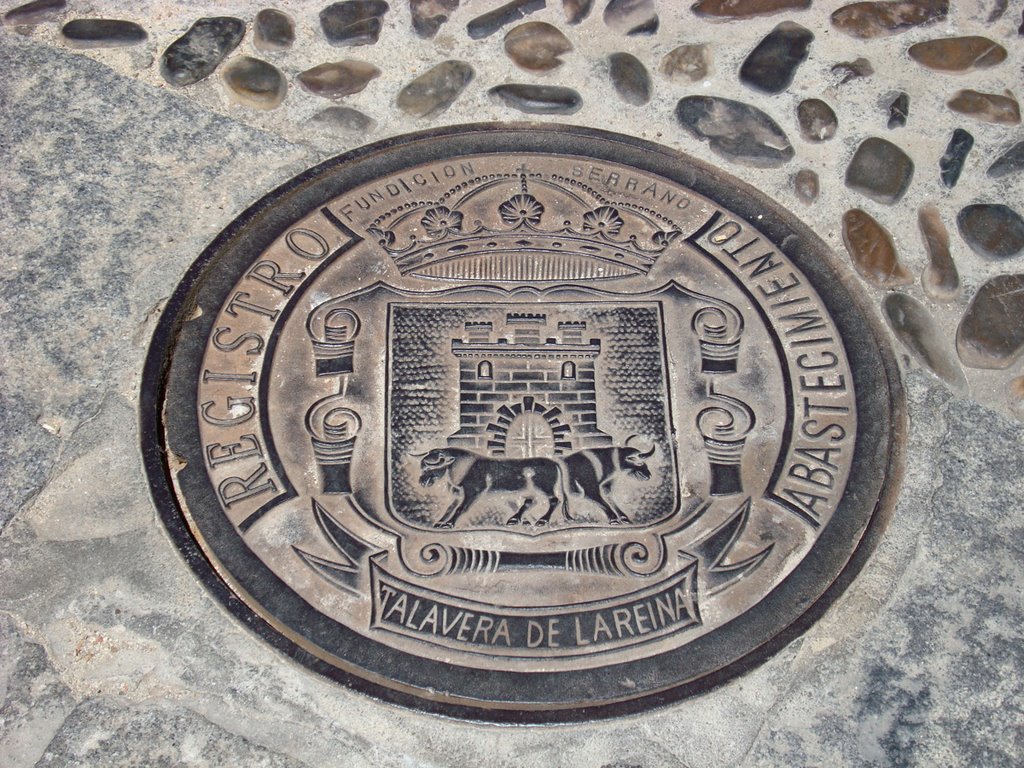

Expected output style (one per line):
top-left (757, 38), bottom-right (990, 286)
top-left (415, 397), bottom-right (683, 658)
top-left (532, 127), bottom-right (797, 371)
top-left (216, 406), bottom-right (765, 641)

top-left (625, 434), bottom-right (641, 447)
top-left (636, 441), bottom-right (656, 459)
top-left (408, 451), bottom-right (429, 459)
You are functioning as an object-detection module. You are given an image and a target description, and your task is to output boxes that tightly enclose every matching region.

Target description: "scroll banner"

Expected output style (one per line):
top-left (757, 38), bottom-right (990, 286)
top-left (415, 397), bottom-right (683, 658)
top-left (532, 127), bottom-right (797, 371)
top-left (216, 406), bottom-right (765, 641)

top-left (370, 555), bottom-right (701, 657)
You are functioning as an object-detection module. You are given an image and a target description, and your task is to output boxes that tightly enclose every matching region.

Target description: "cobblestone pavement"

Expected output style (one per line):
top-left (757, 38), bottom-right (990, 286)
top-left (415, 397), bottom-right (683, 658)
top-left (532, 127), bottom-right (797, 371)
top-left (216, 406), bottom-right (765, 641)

top-left (1, 1), bottom-right (1022, 765)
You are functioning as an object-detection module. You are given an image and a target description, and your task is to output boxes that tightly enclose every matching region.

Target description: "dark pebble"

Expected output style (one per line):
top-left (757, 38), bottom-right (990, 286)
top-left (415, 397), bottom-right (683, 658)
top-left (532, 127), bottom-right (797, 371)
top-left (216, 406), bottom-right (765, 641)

top-left (410, 0), bottom-right (458, 38)
top-left (504, 22), bottom-right (572, 72)
top-left (396, 60), bottom-right (474, 117)
top-left (467, 0), bottom-right (544, 40)
top-left (254, 9), bottom-right (295, 52)
top-left (985, 0), bottom-right (1007, 22)
top-left (563, 0), bottom-right (593, 24)
top-left (841, 209), bottom-right (913, 288)
top-left (675, 96), bottom-right (794, 168)
top-left (918, 205), bottom-right (960, 302)
top-left (609, 52), bottom-right (651, 106)
top-left (796, 98), bottom-right (837, 142)
top-left (160, 17), bottom-right (245, 87)
top-left (957, 274), bottom-right (1024, 369)
top-left (320, 1), bottom-right (389, 46)
top-left (957, 204), bottom-right (1024, 260)
top-left (793, 169), bottom-right (819, 203)
top-left (222, 56), bottom-right (287, 110)
top-left (489, 83), bottom-right (582, 115)
top-left (908, 36), bottom-right (1006, 72)
top-left (831, 57), bottom-right (873, 85)
top-left (691, 0), bottom-right (811, 18)
top-left (987, 141), bottom-right (1024, 179)
top-left (886, 91), bottom-right (909, 128)
top-left (845, 136), bottom-right (914, 205)
top-left (883, 293), bottom-right (966, 389)
top-left (604, 0), bottom-right (658, 35)
top-left (60, 18), bottom-right (147, 48)
top-left (831, 0), bottom-right (948, 39)
top-left (2, 0), bottom-right (65, 26)
top-left (297, 60), bottom-right (381, 99)
top-left (311, 105), bottom-right (376, 133)
top-left (939, 128), bottom-right (973, 189)
top-left (739, 21), bottom-right (813, 95)
top-left (947, 89), bottom-right (1021, 125)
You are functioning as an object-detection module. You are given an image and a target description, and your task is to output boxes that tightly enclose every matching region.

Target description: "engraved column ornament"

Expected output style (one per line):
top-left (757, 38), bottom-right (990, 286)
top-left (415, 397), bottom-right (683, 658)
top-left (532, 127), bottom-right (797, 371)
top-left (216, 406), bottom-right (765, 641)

top-left (306, 395), bottom-right (361, 493)
top-left (307, 302), bottom-right (360, 376)
top-left (691, 303), bottom-right (743, 373)
top-left (697, 386), bottom-right (756, 496)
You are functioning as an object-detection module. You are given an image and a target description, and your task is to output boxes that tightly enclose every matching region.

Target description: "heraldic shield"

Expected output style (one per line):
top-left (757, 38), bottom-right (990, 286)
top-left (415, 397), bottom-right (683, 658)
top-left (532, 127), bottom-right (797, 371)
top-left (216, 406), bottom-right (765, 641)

top-left (303, 275), bottom-right (750, 576)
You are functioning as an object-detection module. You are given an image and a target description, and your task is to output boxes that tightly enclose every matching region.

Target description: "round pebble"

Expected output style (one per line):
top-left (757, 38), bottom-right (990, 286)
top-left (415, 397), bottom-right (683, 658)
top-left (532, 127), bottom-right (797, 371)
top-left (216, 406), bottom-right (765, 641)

top-left (956, 204), bottom-right (1024, 260)
top-left (661, 44), bottom-right (711, 83)
top-left (957, 274), bottom-right (1024, 369)
top-left (222, 56), bottom-right (287, 110)
top-left (796, 99), bottom-right (837, 142)
top-left (608, 52), bottom-right (651, 106)
top-left (254, 9), bottom-right (295, 52)
top-left (503, 21), bottom-right (572, 72)
top-left (844, 136), bottom-right (914, 205)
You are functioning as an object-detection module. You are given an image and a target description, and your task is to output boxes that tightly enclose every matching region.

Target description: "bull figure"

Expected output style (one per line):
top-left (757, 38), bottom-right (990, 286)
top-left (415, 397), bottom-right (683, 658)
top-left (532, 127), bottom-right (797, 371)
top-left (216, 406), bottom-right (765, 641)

top-left (417, 448), bottom-right (566, 529)
top-left (561, 440), bottom-right (656, 525)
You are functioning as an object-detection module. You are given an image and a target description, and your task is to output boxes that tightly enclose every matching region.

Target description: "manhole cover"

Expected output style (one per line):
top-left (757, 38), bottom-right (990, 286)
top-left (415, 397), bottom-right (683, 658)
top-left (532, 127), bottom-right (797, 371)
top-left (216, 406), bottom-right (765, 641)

top-left (143, 125), bottom-right (903, 721)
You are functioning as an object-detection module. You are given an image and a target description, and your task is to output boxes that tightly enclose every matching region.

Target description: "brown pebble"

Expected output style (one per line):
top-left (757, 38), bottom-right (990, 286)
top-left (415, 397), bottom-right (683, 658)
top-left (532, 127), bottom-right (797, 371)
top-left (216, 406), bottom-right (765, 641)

top-left (947, 90), bottom-right (1021, 125)
top-left (661, 44), bottom-right (711, 83)
top-left (691, 0), bottom-right (811, 19)
top-left (796, 99), bottom-right (837, 142)
top-left (396, 60), bottom-right (474, 117)
top-left (297, 60), bottom-right (381, 99)
top-left (883, 293), bottom-right (966, 389)
top-left (794, 169), bottom-right (819, 203)
top-left (562, 0), bottom-right (593, 24)
top-left (842, 209), bottom-right (913, 288)
top-left (222, 56), bottom-right (287, 110)
top-left (918, 205), bottom-right (959, 302)
top-left (957, 274), bottom-right (1024, 369)
top-left (410, 0), bottom-right (459, 38)
top-left (254, 9), bottom-right (294, 52)
top-left (609, 52), bottom-right (651, 106)
top-left (832, 57), bottom-right (873, 85)
top-left (908, 36), bottom-right (1006, 72)
top-left (503, 21), bottom-right (572, 72)
top-left (831, 0), bottom-right (948, 39)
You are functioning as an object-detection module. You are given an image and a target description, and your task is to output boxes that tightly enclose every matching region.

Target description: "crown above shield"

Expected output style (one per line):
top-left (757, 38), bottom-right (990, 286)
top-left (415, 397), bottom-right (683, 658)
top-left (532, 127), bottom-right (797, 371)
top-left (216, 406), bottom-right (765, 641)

top-left (365, 173), bottom-right (684, 282)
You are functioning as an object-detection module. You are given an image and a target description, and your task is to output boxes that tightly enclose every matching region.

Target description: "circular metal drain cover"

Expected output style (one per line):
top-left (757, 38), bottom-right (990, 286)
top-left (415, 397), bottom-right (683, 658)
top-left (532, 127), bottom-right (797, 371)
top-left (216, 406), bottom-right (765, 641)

top-left (143, 125), bottom-right (903, 721)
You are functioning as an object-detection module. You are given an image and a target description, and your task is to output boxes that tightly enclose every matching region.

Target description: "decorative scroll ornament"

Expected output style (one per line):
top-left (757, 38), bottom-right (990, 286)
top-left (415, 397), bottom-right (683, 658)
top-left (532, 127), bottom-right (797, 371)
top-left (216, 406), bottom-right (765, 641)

top-left (307, 302), bottom-right (360, 376)
top-left (692, 304), bottom-right (744, 373)
top-left (697, 386), bottom-right (756, 496)
top-left (365, 174), bottom-right (683, 281)
top-left (306, 395), bottom-right (361, 494)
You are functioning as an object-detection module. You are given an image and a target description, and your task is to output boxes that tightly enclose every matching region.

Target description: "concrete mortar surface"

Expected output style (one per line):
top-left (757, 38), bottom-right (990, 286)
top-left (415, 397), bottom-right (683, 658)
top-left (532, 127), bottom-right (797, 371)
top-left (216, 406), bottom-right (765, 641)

top-left (0, 1), bottom-right (1022, 765)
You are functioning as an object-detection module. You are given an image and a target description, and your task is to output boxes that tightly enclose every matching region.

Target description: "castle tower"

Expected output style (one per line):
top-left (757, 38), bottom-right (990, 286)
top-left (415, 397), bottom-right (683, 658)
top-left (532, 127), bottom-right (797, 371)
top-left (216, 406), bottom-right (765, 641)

top-left (449, 313), bottom-right (612, 457)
